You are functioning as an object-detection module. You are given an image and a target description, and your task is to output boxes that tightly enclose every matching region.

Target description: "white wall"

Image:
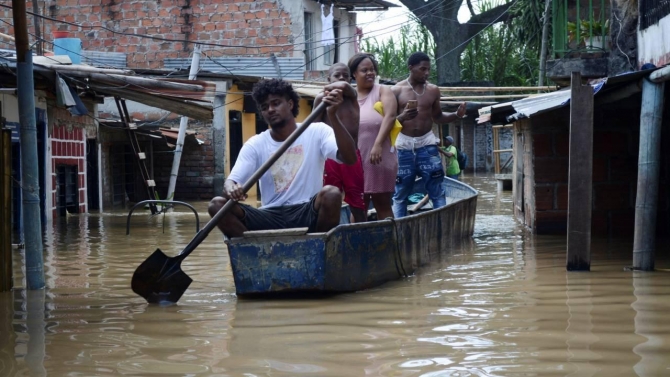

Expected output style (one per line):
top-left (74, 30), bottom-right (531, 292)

top-left (638, 14), bottom-right (670, 67)
top-left (0, 93), bottom-right (48, 122)
top-left (281, 0), bottom-right (357, 73)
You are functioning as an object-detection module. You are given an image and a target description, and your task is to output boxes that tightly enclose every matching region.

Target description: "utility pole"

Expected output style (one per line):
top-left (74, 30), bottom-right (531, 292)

top-left (166, 45), bottom-right (201, 207)
top-left (538, 0), bottom-right (552, 87)
top-left (12, 0), bottom-right (45, 289)
top-left (30, 0), bottom-right (43, 56)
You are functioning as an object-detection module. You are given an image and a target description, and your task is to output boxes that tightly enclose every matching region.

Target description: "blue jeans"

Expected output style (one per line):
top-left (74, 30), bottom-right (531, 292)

top-left (393, 145), bottom-right (446, 218)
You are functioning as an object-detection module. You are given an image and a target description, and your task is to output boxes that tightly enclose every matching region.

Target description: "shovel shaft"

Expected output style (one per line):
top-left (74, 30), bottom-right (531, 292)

top-left (177, 102), bottom-right (328, 258)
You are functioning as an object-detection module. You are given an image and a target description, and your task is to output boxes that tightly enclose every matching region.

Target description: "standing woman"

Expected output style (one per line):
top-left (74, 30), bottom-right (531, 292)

top-left (348, 53), bottom-right (397, 220)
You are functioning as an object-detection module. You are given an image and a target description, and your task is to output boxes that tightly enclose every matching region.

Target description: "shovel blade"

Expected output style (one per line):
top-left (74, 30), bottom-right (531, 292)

top-left (131, 248), bottom-right (192, 304)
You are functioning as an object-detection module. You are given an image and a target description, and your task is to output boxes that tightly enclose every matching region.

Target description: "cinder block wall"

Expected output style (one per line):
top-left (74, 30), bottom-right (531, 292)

top-left (528, 104), bottom-right (670, 237)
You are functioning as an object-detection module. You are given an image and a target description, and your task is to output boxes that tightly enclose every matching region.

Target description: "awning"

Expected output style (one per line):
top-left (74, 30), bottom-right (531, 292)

top-left (28, 57), bottom-right (219, 121)
top-left (477, 69), bottom-right (654, 125)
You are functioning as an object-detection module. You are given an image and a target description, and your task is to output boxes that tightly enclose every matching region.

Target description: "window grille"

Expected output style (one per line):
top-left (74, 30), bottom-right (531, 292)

top-left (640, 0), bottom-right (670, 29)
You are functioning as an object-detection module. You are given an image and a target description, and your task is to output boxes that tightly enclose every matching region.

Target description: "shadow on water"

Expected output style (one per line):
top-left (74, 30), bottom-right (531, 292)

top-left (1, 174), bottom-right (669, 376)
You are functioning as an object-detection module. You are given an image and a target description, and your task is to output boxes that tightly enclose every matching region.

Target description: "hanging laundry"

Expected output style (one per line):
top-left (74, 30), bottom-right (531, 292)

top-left (321, 4), bottom-right (335, 46)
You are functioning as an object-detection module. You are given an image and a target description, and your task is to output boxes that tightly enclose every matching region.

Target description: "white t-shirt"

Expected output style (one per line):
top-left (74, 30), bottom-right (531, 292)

top-left (228, 122), bottom-right (340, 208)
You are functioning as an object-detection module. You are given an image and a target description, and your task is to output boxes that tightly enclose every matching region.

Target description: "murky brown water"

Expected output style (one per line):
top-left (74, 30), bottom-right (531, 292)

top-left (1, 175), bottom-right (669, 376)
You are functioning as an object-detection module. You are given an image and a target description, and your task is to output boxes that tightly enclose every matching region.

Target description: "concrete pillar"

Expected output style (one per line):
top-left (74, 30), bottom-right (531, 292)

top-left (632, 78), bottom-right (665, 271)
top-left (212, 81), bottom-right (229, 197)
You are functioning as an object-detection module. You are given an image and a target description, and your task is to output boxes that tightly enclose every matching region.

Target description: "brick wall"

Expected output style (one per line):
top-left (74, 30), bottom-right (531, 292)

top-left (49, 106), bottom-right (93, 217)
top-left (152, 121), bottom-right (215, 201)
top-left (0, 0), bottom-right (294, 69)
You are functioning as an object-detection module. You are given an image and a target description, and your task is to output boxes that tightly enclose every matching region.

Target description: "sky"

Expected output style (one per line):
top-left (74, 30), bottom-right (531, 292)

top-left (355, 0), bottom-right (472, 43)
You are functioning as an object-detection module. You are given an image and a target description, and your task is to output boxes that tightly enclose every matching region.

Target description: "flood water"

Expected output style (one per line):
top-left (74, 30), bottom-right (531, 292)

top-left (1, 175), bottom-right (669, 376)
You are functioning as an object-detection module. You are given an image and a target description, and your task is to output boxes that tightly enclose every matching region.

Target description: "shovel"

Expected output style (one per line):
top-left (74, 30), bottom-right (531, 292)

top-left (131, 102), bottom-right (328, 304)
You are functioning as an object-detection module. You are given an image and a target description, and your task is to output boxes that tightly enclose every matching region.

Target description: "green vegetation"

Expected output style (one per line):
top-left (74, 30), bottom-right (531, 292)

top-left (361, 16), bottom-right (437, 83)
top-left (361, 0), bottom-right (542, 87)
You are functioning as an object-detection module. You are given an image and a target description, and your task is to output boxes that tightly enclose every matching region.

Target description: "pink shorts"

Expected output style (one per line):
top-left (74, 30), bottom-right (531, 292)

top-left (323, 150), bottom-right (365, 210)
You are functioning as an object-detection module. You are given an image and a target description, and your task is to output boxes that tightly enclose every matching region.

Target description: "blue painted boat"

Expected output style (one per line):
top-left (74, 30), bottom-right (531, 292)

top-left (225, 177), bottom-right (478, 296)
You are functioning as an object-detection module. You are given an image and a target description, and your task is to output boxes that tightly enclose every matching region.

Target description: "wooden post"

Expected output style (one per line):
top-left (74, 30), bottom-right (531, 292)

top-left (493, 127), bottom-right (500, 173)
top-left (566, 72), bottom-right (594, 271)
top-left (632, 78), bottom-right (665, 271)
top-left (1, 125), bottom-right (12, 292)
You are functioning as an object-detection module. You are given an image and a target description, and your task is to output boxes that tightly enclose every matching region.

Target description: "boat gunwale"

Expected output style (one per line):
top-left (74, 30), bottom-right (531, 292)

top-left (225, 177), bottom-right (478, 245)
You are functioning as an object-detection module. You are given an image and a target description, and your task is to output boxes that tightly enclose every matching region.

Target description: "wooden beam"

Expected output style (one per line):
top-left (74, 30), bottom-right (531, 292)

top-left (64, 72), bottom-right (208, 93)
top-left (440, 94), bottom-right (533, 100)
top-left (566, 72), bottom-right (594, 271)
top-left (439, 86), bottom-right (558, 92)
top-left (32, 62), bottom-right (133, 75)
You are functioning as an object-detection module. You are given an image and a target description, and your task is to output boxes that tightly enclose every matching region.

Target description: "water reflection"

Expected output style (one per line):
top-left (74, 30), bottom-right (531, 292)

top-left (0, 175), bottom-right (669, 376)
top-left (632, 272), bottom-right (670, 376)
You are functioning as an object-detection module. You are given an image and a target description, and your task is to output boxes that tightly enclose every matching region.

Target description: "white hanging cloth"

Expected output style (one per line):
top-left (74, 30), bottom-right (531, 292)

top-left (321, 4), bottom-right (335, 46)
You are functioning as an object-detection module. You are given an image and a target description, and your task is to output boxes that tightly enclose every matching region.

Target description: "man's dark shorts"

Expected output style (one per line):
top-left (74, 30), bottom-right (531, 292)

top-left (238, 195), bottom-right (319, 232)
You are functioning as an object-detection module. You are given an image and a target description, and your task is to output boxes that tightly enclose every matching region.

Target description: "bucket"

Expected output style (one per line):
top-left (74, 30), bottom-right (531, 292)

top-left (53, 38), bottom-right (82, 64)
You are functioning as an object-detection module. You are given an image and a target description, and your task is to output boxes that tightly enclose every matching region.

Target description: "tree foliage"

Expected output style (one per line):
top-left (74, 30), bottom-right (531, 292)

top-left (362, 17), bottom-right (437, 82)
top-left (362, 0), bottom-right (544, 86)
top-left (460, 0), bottom-right (541, 86)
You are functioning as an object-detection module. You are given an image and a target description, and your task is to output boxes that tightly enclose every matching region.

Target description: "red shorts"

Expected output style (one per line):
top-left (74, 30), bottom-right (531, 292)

top-left (323, 150), bottom-right (365, 210)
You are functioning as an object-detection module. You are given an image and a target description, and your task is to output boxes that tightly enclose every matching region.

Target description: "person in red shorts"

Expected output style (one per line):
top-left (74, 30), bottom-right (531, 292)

top-left (313, 63), bottom-right (366, 222)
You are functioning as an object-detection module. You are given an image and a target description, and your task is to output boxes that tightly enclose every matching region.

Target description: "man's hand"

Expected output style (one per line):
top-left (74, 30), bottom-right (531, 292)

top-left (322, 88), bottom-right (344, 114)
top-left (456, 102), bottom-right (467, 118)
top-left (397, 102), bottom-right (418, 123)
top-left (223, 180), bottom-right (247, 201)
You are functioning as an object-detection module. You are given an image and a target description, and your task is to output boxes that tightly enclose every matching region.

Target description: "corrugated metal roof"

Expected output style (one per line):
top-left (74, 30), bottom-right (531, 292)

top-left (331, 0), bottom-right (399, 10)
top-left (478, 69), bottom-right (654, 124)
top-left (81, 51), bottom-right (127, 69)
top-left (165, 57), bottom-right (305, 80)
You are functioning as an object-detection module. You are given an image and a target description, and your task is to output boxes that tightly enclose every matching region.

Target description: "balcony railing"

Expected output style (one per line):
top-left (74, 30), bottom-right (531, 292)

top-left (552, 0), bottom-right (610, 58)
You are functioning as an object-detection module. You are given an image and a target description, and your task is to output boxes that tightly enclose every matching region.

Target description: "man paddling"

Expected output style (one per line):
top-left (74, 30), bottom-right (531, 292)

top-left (391, 52), bottom-right (466, 218)
top-left (313, 62), bottom-right (366, 223)
top-left (208, 78), bottom-right (357, 238)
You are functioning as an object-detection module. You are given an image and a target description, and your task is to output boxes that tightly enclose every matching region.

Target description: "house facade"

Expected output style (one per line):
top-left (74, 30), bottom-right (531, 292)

top-left (0, 0), bottom-right (395, 77)
top-left (637, 0), bottom-right (670, 67)
top-left (0, 90), bottom-right (98, 232)
top-left (0, 0), bottom-right (397, 210)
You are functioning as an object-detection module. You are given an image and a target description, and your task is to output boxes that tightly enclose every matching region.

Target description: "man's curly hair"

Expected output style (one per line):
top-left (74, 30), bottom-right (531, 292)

top-left (251, 79), bottom-right (300, 117)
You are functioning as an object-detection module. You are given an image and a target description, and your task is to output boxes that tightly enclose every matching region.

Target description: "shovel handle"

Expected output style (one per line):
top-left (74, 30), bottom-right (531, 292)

top-left (177, 102), bottom-right (328, 258)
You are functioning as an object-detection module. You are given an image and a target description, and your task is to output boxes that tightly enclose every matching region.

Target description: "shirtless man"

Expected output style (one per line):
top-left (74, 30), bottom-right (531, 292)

top-left (313, 63), bottom-right (366, 223)
top-left (391, 52), bottom-right (466, 218)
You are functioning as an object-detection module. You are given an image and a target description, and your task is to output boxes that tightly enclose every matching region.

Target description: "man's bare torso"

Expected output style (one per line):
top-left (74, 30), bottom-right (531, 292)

top-left (392, 80), bottom-right (440, 137)
top-left (316, 92), bottom-right (360, 143)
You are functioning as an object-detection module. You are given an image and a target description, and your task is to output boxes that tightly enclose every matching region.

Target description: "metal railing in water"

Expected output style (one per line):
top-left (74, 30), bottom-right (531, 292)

top-left (126, 200), bottom-right (201, 236)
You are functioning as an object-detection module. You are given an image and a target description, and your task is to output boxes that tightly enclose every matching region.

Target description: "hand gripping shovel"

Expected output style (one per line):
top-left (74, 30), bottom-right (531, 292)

top-left (131, 102), bottom-right (328, 304)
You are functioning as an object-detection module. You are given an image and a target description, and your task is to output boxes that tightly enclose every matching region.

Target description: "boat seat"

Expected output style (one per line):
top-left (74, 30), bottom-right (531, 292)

top-left (242, 227), bottom-right (309, 238)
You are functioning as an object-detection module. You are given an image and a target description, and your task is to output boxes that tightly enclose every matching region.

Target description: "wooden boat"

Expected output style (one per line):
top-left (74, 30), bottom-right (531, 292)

top-left (225, 177), bottom-right (478, 296)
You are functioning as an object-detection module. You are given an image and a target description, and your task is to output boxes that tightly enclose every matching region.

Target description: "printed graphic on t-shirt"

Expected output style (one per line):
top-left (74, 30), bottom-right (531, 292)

top-left (270, 145), bottom-right (304, 193)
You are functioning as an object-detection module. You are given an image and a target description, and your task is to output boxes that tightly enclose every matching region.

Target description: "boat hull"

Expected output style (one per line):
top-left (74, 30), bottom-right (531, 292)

top-left (227, 177), bottom-right (478, 295)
